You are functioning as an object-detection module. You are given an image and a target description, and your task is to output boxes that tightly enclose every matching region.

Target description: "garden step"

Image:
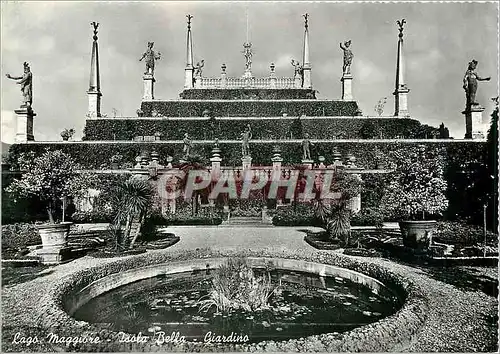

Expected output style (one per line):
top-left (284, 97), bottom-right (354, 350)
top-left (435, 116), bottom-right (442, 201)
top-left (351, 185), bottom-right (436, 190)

top-left (220, 217), bottom-right (273, 227)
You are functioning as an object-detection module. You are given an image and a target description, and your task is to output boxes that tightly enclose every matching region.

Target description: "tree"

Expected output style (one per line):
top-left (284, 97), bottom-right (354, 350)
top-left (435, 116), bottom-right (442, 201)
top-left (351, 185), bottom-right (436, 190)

top-left (381, 145), bottom-right (448, 220)
top-left (6, 150), bottom-right (93, 223)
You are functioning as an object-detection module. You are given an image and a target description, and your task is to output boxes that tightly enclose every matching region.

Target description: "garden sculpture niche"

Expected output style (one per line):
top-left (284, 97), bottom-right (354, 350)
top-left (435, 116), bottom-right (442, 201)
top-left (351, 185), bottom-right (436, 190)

top-left (241, 124), bottom-right (252, 157)
top-left (183, 133), bottom-right (192, 158)
top-left (140, 42), bottom-right (161, 75)
top-left (340, 40), bottom-right (353, 75)
top-left (463, 59), bottom-right (490, 108)
top-left (302, 133), bottom-right (314, 160)
top-left (5, 61), bottom-right (33, 108)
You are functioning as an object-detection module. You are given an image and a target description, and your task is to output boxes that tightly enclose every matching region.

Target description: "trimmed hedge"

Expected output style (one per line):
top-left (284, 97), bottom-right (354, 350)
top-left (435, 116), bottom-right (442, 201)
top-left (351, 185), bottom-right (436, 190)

top-left (6, 140), bottom-right (486, 171)
top-left (179, 88), bottom-right (317, 100)
top-left (140, 99), bottom-right (360, 117)
top-left (83, 117), bottom-right (431, 141)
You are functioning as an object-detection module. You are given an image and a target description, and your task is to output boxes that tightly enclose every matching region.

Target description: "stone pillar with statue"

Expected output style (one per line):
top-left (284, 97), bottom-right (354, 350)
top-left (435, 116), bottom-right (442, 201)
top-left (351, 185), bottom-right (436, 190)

top-left (140, 41), bottom-right (161, 100)
top-left (5, 61), bottom-right (36, 142)
top-left (340, 40), bottom-right (354, 101)
top-left (462, 59), bottom-right (491, 139)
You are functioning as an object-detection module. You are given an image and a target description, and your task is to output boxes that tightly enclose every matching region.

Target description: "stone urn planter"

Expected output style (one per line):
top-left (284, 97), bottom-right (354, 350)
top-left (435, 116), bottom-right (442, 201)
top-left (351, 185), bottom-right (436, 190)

top-left (36, 222), bottom-right (73, 264)
top-left (399, 220), bottom-right (436, 249)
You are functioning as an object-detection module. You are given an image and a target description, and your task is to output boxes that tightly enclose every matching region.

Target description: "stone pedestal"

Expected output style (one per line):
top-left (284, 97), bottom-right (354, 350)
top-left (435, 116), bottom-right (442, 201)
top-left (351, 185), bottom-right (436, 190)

top-left (143, 74), bottom-right (155, 100)
top-left (302, 159), bottom-right (314, 169)
top-left (463, 105), bottom-right (485, 139)
top-left (294, 75), bottom-right (302, 88)
top-left (341, 74), bottom-right (353, 101)
top-left (394, 85), bottom-right (410, 118)
top-left (15, 108), bottom-right (35, 143)
top-left (194, 74), bottom-right (202, 88)
top-left (38, 246), bottom-right (72, 265)
top-left (184, 67), bottom-right (194, 89)
top-left (241, 156), bottom-right (252, 170)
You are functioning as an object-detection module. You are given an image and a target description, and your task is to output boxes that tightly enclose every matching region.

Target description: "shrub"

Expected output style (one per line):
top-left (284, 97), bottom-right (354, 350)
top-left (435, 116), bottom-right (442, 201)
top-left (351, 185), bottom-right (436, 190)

top-left (351, 207), bottom-right (384, 228)
top-left (1, 223), bottom-right (41, 250)
top-left (434, 221), bottom-right (497, 247)
top-left (71, 210), bottom-right (113, 223)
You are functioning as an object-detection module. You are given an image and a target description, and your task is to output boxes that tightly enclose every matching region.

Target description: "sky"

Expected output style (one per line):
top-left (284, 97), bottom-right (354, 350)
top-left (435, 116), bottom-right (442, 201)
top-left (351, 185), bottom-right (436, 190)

top-left (1, 1), bottom-right (498, 143)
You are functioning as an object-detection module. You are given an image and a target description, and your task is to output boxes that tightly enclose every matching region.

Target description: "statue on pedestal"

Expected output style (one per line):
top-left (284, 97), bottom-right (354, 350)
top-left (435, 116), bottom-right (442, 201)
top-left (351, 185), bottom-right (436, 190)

top-left (242, 42), bottom-right (253, 71)
top-left (182, 133), bottom-right (192, 158)
top-left (139, 42), bottom-right (161, 75)
top-left (241, 124), bottom-right (252, 157)
top-left (302, 133), bottom-right (314, 160)
top-left (463, 59), bottom-right (490, 108)
top-left (291, 59), bottom-right (303, 79)
top-left (194, 60), bottom-right (205, 76)
top-left (340, 40), bottom-right (353, 75)
top-left (6, 62), bottom-right (33, 108)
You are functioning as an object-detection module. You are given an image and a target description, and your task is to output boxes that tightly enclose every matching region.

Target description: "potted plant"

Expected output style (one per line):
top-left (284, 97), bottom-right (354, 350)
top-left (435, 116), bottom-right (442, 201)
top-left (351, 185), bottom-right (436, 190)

top-left (60, 128), bottom-right (75, 141)
top-left (6, 150), bottom-right (94, 255)
top-left (381, 145), bottom-right (448, 249)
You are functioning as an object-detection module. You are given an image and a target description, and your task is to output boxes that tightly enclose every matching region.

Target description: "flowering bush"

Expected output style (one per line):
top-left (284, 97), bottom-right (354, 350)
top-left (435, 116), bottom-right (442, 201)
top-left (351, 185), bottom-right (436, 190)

top-left (5, 150), bottom-right (95, 223)
top-left (381, 145), bottom-right (448, 220)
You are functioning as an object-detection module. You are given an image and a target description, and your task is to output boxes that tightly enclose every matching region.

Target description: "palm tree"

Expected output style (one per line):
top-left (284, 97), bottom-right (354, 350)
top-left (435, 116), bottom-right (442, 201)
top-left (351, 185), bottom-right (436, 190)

top-left (111, 177), bottom-right (153, 250)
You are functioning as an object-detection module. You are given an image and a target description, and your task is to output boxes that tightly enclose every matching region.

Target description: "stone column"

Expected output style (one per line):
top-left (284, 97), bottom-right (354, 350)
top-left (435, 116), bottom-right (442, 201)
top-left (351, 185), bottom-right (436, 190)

top-left (220, 63), bottom-right (227, 88)
top-left (184, 15), bottom-right (194, 89)
top-left (463, 105), bottom-right (485, 139)
top-left (87, 22), bottom-right (102, 118)
top-left (269, 63), bottom-right (277, 89)
top-left (210, 145), bottom-right (222, 178)
top-left (15, 108), bottom-right (35, 143)
top-left (302, 14), bottom-right (312, 88)
top-left (341, 74), bottom-right (353, 101)
top-left (393, 19), bottom-right (410, 118)
top-left (271, 146), bottom-right (283, 179)
top-left (143, 74), bottom-right (155, 100)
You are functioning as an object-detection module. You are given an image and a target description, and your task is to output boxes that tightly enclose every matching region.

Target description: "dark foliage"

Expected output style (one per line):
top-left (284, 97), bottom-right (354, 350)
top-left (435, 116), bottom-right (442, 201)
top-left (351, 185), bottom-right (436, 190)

top-left (179, 88), bottom-right (317, 100)
top-left (83, 117), bottom-right (430, 141)
top-left (140, 100), bottom-right (360, 118)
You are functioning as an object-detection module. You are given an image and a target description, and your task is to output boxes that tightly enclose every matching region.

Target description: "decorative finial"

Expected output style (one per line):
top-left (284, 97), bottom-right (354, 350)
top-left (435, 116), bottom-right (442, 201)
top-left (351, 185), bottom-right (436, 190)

top-left (303, 13), bottom-right (309, 28)
top-left (91, 21), bottom-right (99, 41)
top-left (396, 19), bottom-right (406, 38)
top-left (186, 14), bottom-right (193, 30)
top-left (270, 62), bottom-right (275, 72)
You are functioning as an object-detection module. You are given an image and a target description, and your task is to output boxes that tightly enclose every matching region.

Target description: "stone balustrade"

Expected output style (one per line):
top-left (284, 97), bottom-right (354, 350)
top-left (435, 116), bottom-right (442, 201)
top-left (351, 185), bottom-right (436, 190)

top-left (195, 76), bottom-right (299, 89)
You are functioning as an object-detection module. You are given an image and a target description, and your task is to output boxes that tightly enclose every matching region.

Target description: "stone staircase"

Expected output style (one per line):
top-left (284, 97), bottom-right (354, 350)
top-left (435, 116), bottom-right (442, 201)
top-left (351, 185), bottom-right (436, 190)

top-left (220, 216), bottom-right (273, 228)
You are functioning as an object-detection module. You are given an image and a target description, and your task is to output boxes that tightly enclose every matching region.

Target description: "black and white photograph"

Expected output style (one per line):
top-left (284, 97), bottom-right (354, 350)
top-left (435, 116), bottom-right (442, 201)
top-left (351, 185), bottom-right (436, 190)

top-left (1, 1), bottom-right (498, 352)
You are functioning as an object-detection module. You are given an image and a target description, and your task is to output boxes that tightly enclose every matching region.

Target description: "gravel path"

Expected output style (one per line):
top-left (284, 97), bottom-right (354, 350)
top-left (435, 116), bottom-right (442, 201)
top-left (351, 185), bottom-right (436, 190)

top-left (2, 226), bottom-right (497, 352)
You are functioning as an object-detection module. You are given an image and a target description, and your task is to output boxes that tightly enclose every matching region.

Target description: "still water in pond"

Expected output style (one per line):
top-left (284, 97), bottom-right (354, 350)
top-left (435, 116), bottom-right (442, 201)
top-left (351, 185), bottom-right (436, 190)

top-left (73, 268), bottom-right (401, 342)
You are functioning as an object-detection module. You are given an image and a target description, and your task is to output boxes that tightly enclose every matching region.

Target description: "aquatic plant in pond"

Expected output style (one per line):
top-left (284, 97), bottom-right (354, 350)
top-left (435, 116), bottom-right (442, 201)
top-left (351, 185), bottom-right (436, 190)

top-left (197, 258), bottom-right (280, 313)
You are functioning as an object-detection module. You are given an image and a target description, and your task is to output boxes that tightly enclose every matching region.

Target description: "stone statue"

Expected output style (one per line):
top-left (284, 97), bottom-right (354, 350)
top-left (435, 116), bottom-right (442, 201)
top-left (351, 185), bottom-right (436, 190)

top-left (242, 42), bottom-right (253, 71)
top-left (302, 133), bottom-right (314, 160)
top-left (194, 60), bottom-right (205, 76)
top-left (139, 42), bottom-right (161, 75)
top-left (340, 40), bottom-right (353, 75)
top-left (182, 133), bottom-right (192, 158)
top-left (6, 62), bottom-right (33, 108)
top-left (241, 124), bottom-right (252, 157)
top-left (463, 59), bottom-right (490, 108)
top-left (291, 59), bottom-right (303, 79)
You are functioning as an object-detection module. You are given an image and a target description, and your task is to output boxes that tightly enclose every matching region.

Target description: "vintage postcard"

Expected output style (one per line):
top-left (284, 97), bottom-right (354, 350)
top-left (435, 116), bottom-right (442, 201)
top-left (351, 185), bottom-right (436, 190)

top-left (1, 1), bottom-right (498, 352)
